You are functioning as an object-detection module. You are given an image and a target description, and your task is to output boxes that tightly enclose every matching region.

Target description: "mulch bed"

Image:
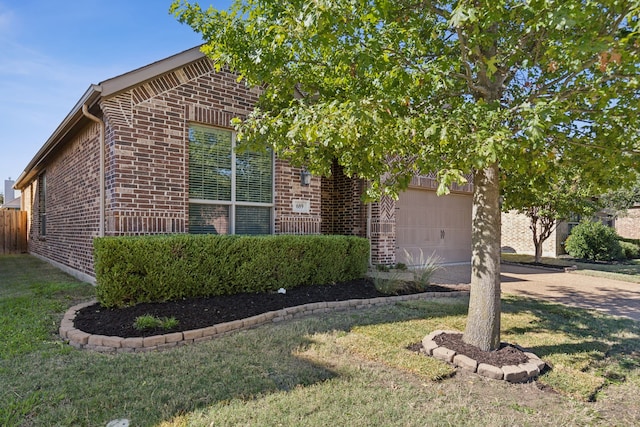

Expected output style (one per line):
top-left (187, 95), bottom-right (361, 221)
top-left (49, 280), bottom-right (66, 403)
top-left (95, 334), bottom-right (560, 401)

top-left (73, 279), bottom-right (458, 338)
top-left (432, 333), bottom-right (530, 367)
top-left (74, 279), bottom-right (531, 368)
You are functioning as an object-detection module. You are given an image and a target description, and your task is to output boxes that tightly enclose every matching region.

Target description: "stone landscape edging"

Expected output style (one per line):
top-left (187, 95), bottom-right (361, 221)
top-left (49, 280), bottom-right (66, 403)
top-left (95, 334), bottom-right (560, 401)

top-left (60, 290), bottom-right (470, 353)
top-left (422, 330), bottom-right (547, 382)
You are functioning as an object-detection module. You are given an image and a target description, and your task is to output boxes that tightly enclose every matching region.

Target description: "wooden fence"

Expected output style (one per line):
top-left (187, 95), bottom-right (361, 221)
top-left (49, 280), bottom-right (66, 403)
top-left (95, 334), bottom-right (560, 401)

top-left (0, 210), bottom-right (27, 254)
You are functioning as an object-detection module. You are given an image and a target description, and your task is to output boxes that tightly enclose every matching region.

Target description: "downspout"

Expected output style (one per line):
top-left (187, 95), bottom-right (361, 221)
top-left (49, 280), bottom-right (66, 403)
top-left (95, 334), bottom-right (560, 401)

top-left (367, 201), bottom-right (372, 267)
top-left (81, 104), bottom-right (105, 237)
top-left (366, 182), bottom-right (372, 267)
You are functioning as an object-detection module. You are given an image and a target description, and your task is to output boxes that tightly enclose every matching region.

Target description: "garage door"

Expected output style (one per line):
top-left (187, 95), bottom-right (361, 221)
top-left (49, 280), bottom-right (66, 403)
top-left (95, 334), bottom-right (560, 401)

top-left (396, 189), bottom-right (472, 265)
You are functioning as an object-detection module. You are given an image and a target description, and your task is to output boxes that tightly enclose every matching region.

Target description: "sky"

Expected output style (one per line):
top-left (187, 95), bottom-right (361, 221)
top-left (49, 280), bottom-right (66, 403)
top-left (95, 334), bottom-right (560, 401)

top-left (0, 0), bottom-right (230, 199)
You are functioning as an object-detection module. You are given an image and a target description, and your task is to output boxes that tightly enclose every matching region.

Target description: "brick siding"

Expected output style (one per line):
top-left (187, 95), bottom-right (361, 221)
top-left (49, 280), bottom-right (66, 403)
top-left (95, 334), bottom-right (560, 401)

top-left (22, 57), bottom-right (371, 279)
top-left (26, 122), bottom-right (102, 275)
top-left (319, 162), bottom-right (399, 265)
top-left (615, 207), bottom-right (640, 239)
top-left (320, 161), bottom-right (367, 237)
top-left (275, 159), bottom-right (322, 234)
top-left (24, 52), bottom-right (438, 279)
top-left (501, 210), bottom-right (563, 257)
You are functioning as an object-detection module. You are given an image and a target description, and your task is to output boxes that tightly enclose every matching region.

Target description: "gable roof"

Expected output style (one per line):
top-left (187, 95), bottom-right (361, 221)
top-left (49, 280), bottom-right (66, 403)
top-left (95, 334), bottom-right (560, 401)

top-left (15, 46), bottom-right (205, 190)
top-left (1, 196), bottom-right (21, 210)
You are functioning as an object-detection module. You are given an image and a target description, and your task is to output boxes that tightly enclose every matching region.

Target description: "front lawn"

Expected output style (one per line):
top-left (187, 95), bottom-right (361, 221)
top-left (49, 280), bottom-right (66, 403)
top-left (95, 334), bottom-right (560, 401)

top-left (2, 254), bottom-right (640, 426)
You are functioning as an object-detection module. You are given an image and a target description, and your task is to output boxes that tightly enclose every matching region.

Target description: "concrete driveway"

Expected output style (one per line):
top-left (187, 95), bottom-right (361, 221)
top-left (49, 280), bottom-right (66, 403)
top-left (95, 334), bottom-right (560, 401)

top-left (432, 263), bottom-right (640, 321)
top-left (500, 264), bottom-right (640, 321)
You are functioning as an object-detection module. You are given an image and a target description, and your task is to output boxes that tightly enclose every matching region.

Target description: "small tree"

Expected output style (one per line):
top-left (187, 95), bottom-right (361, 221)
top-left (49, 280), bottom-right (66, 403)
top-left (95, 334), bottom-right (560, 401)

top-left (502, 164), bottom-right (600, 263)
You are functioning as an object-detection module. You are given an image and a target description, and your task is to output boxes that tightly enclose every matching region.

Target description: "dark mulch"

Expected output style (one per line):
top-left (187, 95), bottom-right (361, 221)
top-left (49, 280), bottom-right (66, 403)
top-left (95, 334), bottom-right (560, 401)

top-left (504, 261), bottom-right (566, 270)
top-left (74, 279), bottom-right (458, 338)
top-left (433, 332), bottom-right (530, 367)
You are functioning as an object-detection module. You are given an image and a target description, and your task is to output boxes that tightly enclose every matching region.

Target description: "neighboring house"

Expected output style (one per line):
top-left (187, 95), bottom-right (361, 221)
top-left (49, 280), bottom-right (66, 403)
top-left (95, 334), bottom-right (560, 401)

top-left (14, 47), bottom-right (473, 283)
top-left (501, 210), bottom-right (570, 257)
top-left (501, 208), bottom-right (637, 258)
top-left (615, 204), bottom-right (640, 240)
top-left (1, 198), bottom-right (21, 210)
top-left (0, 179), bottom-right (21, 210)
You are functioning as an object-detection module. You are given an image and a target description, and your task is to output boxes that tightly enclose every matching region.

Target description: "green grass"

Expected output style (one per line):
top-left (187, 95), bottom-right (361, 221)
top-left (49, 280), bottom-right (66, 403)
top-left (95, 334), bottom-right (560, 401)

top-left (134, 314), bottom-right (180, 331)
top-left (2, 254), bottom-right (640, 426)
top-left (0, 255), bottom-right (95, 359)
top-left (502, 253), bottom-right (640, 283)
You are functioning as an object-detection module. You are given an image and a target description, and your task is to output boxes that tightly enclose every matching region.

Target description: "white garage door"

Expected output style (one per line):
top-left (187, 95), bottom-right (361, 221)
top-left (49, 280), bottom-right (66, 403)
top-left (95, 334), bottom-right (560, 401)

top-left (396, 189), bottom-right (472, 265)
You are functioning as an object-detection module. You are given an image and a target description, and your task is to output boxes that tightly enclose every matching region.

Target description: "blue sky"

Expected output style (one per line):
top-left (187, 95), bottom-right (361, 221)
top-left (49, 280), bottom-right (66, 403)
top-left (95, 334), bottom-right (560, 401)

top-left (0, 1), bottom-right (230, 199)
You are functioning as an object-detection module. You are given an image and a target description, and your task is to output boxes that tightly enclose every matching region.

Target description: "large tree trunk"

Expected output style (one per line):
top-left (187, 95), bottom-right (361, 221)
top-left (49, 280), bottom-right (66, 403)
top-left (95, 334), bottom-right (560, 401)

top-left (463, 163), bottom-right (502, 351)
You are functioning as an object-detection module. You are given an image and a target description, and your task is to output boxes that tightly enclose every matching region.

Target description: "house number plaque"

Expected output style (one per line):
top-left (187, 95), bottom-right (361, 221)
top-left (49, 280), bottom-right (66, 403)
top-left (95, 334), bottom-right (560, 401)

top-left (292, 199), bottom-right (310, 213)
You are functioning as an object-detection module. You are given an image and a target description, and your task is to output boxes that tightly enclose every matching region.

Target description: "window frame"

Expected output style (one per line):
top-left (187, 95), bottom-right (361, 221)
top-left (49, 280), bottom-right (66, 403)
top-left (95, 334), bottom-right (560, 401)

top-left (188, 123), bottom-right (275, 235)
top-left (38, 173), bottom-right (46, 237)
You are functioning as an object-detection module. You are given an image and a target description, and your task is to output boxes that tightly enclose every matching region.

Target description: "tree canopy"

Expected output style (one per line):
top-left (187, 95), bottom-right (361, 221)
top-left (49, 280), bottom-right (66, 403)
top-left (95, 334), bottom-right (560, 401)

top-left (173, 0), bottom-right (640, 350)
top-left (601, 171), bottom-right (640, 212)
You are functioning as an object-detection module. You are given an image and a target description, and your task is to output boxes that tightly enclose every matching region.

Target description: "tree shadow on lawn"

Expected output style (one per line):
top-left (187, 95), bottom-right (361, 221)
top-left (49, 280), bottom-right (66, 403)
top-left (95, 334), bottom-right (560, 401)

top-left (502, 296), bottom-right (640, 385)
top-left (42, 300), bottom-right (470, 426)
top-left (111, 297), bottom-right (640, 425)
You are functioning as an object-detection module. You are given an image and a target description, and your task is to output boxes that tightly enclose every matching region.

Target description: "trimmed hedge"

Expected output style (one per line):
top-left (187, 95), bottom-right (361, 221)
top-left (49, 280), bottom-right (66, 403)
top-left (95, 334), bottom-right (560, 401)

top-left (94, 234), bottom-right (370, 307)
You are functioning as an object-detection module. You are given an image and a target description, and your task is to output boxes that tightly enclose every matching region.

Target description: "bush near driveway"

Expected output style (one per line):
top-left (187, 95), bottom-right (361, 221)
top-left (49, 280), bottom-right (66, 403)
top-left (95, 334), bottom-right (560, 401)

top-left (620, 241), bottom-right (640, 260)
top-left (565, 221), bottom-right (624, 261)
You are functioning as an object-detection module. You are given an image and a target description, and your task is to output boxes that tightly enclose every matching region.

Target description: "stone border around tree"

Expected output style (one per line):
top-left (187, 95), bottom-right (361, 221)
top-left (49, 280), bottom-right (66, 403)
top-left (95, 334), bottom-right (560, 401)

top-left (59, 290), bottom-right (470, 353)
top-left (422, 330), bottom-right (547, 382)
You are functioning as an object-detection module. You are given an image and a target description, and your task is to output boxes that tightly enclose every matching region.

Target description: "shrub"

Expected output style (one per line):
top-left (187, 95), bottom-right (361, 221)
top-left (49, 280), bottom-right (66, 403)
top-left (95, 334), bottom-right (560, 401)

top-left (373, 274), bottom-right (405, 295)
top-left (94, 234), bottom-right (369, 307)
top-left (620, 241), bottom-right (640, 260)
top-left (402, 249), bottom-right (442, 289)
top-left (619, 237), bottom-right (640, 246)
top-left (373, 249), bottom-right (442, 295)
top-left (564, 221), bottom-right (624, 261)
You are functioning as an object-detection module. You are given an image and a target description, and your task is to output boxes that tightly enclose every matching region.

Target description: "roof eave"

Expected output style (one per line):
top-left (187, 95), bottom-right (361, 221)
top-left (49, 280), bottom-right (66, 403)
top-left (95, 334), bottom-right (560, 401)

top-left (14, 46), bottom-right (208, 191)
top-left (14, 85), bottom-right (102, 190)
top-left (100, 46), bottom-right (205, 97)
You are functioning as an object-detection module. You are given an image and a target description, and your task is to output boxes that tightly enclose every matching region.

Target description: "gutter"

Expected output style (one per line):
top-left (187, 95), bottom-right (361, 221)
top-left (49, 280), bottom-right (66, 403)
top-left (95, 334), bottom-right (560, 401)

top-left (14, 47), bottom-right (204, 191)
top-left (81, 104), bottom-right (105, 237)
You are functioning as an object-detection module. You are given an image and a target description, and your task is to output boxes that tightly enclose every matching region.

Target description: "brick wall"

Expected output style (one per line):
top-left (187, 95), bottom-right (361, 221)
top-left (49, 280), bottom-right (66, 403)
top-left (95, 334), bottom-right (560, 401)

top-left (102, 60), bottom-right (262, 237)
top-left (274, 159), bottom-right (322, 234)
top-left (27, 54), bottom-right (487, 278)
top-left (21, 182), bottom-right (33, 237)
top-left (22, 57), bottom-right (331, 279)
top-left (369, 196), bottom-right (397, 265)
top-left (320, 161), bottom-right (367, 237)
top-left (318, 161), bottom-right (397, 265)
top-left (26, 122), bottom-right (102, 276)
top-left (501, 210), bottom-right (561, 257)
top-left (616, 207), bottom-right (640, 239)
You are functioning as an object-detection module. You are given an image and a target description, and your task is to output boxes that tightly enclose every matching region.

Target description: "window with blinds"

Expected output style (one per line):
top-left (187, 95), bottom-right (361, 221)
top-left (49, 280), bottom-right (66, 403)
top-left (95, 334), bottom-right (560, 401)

top-left (188, 124), bottom-right (273, 235)
top-left (38, 173), bottom-right (46, 236)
